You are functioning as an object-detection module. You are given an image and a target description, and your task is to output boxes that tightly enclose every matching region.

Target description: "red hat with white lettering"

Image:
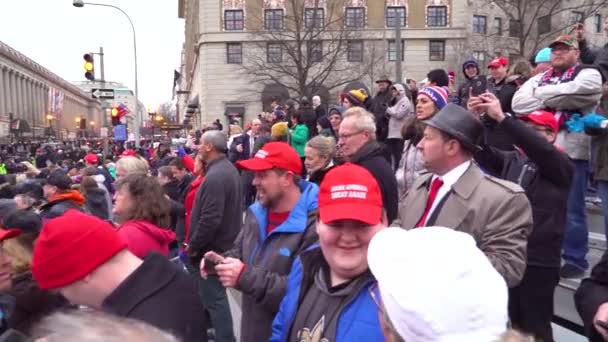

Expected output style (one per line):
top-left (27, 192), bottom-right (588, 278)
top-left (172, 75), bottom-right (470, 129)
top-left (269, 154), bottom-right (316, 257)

top-left (236, 142), bottom-right (302, 175)
top-left (318, 163), bottom-right (383, 225)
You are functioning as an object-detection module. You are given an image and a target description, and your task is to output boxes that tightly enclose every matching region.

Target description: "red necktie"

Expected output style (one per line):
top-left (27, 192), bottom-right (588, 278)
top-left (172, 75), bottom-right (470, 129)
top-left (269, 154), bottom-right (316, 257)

top-left (415, 178), bottom-right (444, 228)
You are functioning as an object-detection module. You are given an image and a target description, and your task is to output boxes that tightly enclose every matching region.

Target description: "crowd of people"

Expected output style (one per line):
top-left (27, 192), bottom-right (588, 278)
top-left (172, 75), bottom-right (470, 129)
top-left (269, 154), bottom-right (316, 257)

top-left (1, 22), bottom-right (608, 342)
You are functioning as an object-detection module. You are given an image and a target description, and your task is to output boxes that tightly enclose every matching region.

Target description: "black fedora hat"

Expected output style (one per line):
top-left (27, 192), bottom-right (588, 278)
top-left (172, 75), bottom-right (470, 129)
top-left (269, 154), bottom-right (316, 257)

top-left (422, 104), bottom-right (483, 152)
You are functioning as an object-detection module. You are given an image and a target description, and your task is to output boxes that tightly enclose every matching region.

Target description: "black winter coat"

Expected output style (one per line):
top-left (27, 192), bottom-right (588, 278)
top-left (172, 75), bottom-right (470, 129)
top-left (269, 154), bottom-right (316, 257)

top-left (84, 188), bottom-right (110, 221)
top-left (369, 90), bottom-right (392, 141)
top-left (576, 249), bottom-right (608, 341)
top-left (475, 116), bottom-right (573, 268)
top-left (188, 156), bottom-right (242, 264)
top-left (7, 272), bottom-right (67, 334)
top-left (102, 252), bottom-right (208, 342)
top-left (483, 77), bottom-right (521, 150)
top-left (350, 141), bottom-right (399, 223)
top-left (39, 199), bottom-right (84, 220)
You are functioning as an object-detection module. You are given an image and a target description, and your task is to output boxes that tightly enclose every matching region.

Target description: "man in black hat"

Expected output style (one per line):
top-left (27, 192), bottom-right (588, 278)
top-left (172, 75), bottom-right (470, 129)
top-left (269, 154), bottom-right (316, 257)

top-left (369, 76), bottom-right (393, 142)
top-left (397, 104), bottom-right (533, 287)
top-left (39, 170), bottom-right (85, 220)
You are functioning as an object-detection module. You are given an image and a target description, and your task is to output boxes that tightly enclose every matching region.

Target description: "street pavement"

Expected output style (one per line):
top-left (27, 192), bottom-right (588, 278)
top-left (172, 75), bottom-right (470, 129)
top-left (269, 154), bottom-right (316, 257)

top-left (554, 201), bottom-right (606, 339)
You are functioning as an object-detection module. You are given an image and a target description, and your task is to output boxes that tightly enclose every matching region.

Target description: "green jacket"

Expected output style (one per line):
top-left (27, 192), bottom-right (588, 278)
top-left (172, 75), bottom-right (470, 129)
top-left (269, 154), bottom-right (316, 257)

top-left (291, 124), bottom-right (308, 157)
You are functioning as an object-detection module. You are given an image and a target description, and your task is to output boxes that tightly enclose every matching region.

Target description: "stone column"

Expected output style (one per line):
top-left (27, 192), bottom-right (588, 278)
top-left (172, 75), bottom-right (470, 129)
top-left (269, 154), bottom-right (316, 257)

top-left (7, 71), bottom-right (14, 116)
top-left (0, 67), bottom-right (5, 117)
top-left (19, 76), bottom-right (26, 121)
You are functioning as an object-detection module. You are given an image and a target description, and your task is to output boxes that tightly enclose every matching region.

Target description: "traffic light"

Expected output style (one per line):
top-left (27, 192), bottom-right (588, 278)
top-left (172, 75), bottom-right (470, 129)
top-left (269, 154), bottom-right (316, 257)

top-left (111, 107), bottom-right (120, 126)
top-left (83, 53), bottom-right (95, 81)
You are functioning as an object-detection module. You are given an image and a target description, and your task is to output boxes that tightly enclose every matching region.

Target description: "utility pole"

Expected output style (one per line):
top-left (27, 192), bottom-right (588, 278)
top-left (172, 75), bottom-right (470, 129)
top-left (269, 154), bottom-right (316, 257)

top-left (99, 47), bottom-right (105, 83)
top-left (99, 46), bottom-right (109, 160)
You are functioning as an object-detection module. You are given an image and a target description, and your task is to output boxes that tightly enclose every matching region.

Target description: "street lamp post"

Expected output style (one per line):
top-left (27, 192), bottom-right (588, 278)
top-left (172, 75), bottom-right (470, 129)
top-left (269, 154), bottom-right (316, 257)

top-left (73, 0), bottom-right (141, 147)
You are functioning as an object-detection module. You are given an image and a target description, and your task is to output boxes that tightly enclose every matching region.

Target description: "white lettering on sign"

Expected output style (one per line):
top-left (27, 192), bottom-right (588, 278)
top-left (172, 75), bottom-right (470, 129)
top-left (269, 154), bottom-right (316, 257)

top-left (330, 184), bottom-right (368, 200)
top-left (255, 150), bottom-right (269, 159)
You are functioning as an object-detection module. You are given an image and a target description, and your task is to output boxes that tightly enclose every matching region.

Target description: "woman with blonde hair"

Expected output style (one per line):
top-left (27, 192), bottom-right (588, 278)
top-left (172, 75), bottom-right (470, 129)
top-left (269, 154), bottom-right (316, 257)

top-left (2, 210), bottom-right (65, 333)
top-left (506, 59), bottom-right (533, 88)
top-left (304, 135), bottom-right (336, 185)
top-left (115, 155), bottom-right (149, 179)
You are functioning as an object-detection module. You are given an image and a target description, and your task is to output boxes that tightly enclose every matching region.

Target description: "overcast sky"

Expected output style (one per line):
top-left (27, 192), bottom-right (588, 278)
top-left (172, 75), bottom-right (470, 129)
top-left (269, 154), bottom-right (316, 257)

top-left (0, 0), bottom-right (184, 108)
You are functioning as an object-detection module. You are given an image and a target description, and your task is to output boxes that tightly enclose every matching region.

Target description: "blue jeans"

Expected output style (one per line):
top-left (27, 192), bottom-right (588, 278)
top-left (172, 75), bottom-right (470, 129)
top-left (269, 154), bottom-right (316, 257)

top-left (597, 181), bottom-right (608, 243)
top-left (562, 160), bottom-right (590, 270)
top-left (188, 262), bottom-right (235, 342)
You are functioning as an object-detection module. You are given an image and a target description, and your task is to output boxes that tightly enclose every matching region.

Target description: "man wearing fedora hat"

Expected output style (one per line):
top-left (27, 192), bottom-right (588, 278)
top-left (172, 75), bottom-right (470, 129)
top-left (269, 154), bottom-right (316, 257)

top-left (397, 103), bottom-right (533, 287)
top-left (369, 76), bottom-right (393, 142)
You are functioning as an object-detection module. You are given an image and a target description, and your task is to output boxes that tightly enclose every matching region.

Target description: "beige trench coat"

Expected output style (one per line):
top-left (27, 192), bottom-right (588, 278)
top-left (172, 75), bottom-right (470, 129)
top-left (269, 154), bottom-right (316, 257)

top-left (398, 163), bottom-right (533, 287)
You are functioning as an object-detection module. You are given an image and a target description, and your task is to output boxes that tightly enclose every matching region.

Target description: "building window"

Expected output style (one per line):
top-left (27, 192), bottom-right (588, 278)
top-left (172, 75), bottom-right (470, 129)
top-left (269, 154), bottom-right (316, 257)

top-left (264, 9), bottom-right (284, 30)
top-left (267, 43), bottom-right (282, 63)
top-left (427, 6), bottom-right (447, 27)
top-left (570, 11), bottom-right (584, 25)
top-left (305, 8), bottom-right (324, 28)
top-left (494, 17), bottom-right (502, 36)
top-left (224, 10), bottom-right (244, 31)
top-left (226, 43), bottom-right (242, 64)
top-left (473, 51), bottom-right (485, 64)
top-left (509, 19), bottom-right (521, 38)
top-left (347, 40), bottom-right (363, 62)
top-left (308, 41), bottom-right (323, 63)
top-left (429, 40), bottom-right (445, 61)
top-left (537, 15), bottom-right (551, 35)
top-left (595, 14), bottom-right (602, 33)
top-left (388, 40), bottom-right (405, 61)
top-left (473, 15), bottom-right (487, 34)
top-left (386, 6), bottom-right (406, 27)
top-left (345, 7), bottom-right (365, 28)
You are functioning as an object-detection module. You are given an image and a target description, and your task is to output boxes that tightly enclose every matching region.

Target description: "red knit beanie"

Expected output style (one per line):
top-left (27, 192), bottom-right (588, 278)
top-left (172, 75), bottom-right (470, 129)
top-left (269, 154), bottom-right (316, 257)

top-left (31, 210), bottom-right (127, 290)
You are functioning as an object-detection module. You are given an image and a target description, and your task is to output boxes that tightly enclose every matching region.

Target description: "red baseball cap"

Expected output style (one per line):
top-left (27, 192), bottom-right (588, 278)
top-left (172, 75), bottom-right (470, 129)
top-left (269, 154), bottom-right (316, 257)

top-left (236, 142), bottom-right (302, 175)
top-left (488, 57), bottom-right (508, 69)
top-left (318, 163), bottom-right (383, 225)
top-left (519, 110), bottom-right (558, 133)
top-left (0, 229), bottom-right (20, 241)
top-left (120, 149), bottom-right (137, 158)
top-left (84, 153), bottom-right (98, 164)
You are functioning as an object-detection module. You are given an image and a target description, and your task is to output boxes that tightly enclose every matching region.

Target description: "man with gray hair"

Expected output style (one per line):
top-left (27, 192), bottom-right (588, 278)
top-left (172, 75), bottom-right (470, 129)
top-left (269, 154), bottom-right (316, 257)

top-left (338, 107), bottom-right (398, 223)
top-left (187, 130), bottom-right (241, 342)
top-left (34, 310), bottom-right (180, 342)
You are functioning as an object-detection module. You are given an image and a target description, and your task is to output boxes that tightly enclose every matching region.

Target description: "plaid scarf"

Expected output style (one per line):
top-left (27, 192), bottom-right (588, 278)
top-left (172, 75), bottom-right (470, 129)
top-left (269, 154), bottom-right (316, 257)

top-left (538, 64), bottom-right (580, 127)
top-left (538, 64), bottom-right (580, 86)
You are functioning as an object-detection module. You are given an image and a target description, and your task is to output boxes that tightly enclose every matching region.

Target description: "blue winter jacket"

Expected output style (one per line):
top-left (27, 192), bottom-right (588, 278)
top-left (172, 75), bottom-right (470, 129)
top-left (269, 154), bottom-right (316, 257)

top-left (226, 180), bottom-right (320, 342)
top-left (269, 247), bottom-right (384, 342)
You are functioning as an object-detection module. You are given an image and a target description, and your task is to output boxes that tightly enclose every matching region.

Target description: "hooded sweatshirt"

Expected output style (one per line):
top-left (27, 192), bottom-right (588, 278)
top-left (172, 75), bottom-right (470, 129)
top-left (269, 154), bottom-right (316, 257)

top-left (386, 83), bottom-right (413, 139)
top-left (455, 59), bottom-right (480, 107)
top-left (116, 220), bottom-right (176, 259)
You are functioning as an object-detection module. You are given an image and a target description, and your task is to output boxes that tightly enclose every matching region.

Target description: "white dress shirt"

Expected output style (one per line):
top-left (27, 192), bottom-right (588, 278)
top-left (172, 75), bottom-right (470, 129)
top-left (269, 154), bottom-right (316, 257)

top-left (422, 160), bottom-right (471, 226)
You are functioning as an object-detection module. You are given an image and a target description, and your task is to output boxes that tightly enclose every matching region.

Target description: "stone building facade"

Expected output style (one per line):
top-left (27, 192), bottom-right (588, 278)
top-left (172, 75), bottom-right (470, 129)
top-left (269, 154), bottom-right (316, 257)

top-left (176, 0), bottom-right (608, 128)
top-left (0, 41), bottom-right (103, 140)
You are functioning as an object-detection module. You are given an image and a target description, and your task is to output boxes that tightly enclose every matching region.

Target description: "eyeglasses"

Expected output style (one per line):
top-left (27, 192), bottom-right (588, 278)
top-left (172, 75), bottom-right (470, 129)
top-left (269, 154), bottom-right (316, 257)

top-left (338, 130), bottom-right (363, 140)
